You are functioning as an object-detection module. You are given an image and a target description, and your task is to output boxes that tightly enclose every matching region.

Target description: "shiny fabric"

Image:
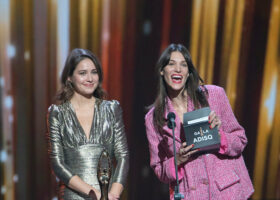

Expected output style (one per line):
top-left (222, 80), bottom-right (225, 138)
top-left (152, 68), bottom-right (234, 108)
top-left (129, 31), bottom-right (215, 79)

top-left (47, 99), bottom-right (129, 200)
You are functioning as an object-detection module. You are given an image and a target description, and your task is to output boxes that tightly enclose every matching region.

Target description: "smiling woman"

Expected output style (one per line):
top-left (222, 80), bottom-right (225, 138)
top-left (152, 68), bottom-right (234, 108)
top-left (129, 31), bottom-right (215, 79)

top-left (145, 43), bottom-right (254, 200)
top-left (47, 48), bottom-right (129, 200)
top-left (68, 58), bottom-right (99, 99)
top-left (160, 51), bottom-right (189, 94)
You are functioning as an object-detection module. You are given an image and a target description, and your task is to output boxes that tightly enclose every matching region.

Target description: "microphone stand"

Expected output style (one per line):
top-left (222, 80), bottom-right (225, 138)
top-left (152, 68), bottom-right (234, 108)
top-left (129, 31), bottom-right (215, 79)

top-left (169, 120), bottom-right (184, 200)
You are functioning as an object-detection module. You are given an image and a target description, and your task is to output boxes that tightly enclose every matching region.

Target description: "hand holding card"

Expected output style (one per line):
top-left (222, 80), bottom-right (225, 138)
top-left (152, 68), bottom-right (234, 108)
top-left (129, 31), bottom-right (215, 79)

top-left (183, 107), bottom-right (220, 152)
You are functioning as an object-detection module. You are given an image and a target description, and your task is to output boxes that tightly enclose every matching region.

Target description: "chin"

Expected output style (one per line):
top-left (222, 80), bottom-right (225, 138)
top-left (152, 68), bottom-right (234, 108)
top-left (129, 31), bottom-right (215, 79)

top-left (170, 86), bottom-right (184, 91)
top-left (80, 90), bottom-right (94, 97)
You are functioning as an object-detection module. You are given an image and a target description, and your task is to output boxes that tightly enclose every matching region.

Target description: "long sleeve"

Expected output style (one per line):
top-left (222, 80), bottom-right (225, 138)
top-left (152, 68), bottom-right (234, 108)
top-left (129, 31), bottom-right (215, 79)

top-left (216, 88), bottom-right (248, 157)
top-left (111, 101), bottom-right (129, 186)
top-left (47, 105), bottom-right (74, 185)
top-left (145, 113), bottom-right (182, 184)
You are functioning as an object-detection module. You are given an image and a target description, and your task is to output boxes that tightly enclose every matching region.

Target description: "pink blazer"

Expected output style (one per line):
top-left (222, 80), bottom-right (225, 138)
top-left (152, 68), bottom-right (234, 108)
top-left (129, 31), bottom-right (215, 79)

top-left (145, 85), bottom-right (254, 200)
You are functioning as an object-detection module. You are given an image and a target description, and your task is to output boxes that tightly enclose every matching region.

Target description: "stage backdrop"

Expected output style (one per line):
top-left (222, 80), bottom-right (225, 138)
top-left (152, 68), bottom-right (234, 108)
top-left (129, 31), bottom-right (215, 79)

top-left (0, 0), bottom-right (279, 200)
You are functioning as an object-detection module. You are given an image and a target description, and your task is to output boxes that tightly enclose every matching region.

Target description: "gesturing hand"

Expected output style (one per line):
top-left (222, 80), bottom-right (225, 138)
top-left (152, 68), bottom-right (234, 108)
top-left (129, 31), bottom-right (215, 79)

top-left (176, 142), bottom-right (199, 166)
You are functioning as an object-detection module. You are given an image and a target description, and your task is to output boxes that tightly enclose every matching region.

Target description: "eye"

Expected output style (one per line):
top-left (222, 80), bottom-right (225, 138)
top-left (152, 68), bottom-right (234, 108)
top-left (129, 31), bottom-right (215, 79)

top-left (91, 70), bottom-right (98, 74)
top-left (168, 62), bottom-right (175, 66)
top-left (79, 71), bottom-right (86, 75)
top-left (181, 63), bottom-right (188, 67)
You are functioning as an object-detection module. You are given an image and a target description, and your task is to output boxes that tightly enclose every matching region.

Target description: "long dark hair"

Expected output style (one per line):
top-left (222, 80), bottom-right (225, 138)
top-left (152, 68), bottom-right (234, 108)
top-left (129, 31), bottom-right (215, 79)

top-left (56, 48), bottom-right (106, 104)
top-left (153, 43), bottom-right (209, 129)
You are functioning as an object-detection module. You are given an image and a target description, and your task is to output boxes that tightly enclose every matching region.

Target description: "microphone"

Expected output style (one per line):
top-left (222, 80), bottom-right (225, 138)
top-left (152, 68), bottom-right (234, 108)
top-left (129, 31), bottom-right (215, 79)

top-left (167, 112), bottom-right (176, 129)
top-left (167, 112), bottom-right (184, 200)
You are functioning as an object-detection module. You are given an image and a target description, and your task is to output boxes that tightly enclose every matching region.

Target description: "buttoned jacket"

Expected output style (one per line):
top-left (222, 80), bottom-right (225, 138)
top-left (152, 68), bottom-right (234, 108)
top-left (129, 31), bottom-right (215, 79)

top-left (145, 85), bottom-right (254, 200)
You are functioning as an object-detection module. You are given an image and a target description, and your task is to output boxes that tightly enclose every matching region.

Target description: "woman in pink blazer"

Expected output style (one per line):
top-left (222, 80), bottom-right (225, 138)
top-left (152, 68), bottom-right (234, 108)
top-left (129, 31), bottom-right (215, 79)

top-left (145, 43), bottom-right (254, 200)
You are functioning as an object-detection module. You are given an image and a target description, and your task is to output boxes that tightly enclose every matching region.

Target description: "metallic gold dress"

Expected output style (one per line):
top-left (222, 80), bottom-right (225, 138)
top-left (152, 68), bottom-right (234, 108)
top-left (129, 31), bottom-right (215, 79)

top-left (47, 99), bottom-right (129, 200)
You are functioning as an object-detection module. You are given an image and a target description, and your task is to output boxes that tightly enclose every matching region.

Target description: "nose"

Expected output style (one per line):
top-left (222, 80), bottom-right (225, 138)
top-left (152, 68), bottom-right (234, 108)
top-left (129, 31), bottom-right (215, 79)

top-left (87, 73), bottom-right (93, 82)
top-left (174, 63), bottom-right (181, 72)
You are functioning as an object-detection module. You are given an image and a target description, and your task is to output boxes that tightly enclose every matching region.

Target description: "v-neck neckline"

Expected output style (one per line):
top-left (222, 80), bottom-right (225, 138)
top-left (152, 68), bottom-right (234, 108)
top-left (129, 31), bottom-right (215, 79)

top-left (68, 100), bottom-right (96, 141)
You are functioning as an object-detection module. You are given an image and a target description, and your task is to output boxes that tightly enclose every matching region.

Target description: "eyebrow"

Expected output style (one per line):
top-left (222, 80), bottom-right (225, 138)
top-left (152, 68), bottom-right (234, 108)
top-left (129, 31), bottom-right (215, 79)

top-left (78, 68), bottom-right (97, 71)
top-left (169, 59), bottom-right (187, 63)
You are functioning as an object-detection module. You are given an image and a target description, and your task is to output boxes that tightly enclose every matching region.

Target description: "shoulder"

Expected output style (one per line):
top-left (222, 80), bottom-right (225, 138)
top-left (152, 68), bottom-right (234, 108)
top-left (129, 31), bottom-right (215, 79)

top-left (99, 99), bottom-right (123, 116)
top-left (145, 105), bottom-right (155, 121)
top-left (47, 104), bottom-right (63, 124)
top-left (204, 85), bottom-right (227, 98)
top-left (203, 85), bottom-right (230, 107)
top-left (100, 99), bottom-right (121, 109)
top-left (48, 104), bottom-right (60, 115)
top-left (47, 103), bottom-right (68, 118)
top-left (204, 84), bottom-right (225, 94)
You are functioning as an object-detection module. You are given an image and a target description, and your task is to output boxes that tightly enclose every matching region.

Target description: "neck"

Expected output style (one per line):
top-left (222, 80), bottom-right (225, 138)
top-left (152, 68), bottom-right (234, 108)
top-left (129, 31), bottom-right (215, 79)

top-left (71, 92), bottom-right (95, 108)
top-left (168, 89), bottom-right (188, 110)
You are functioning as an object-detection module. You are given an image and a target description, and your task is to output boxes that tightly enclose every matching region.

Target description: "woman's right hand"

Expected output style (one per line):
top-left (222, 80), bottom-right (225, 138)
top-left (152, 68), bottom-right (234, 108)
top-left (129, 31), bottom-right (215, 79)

top-left (176, 142), bottom-right (199, 166)
top-left (108, 192), bottom-right (120, 200)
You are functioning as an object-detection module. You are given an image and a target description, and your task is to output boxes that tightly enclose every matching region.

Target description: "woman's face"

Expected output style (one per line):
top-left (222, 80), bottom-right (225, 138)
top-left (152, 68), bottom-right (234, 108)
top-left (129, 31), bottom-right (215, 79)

top-left (161, 51), bottom-right (189, 93)
top-left (68, 58), bottom-right (99, 97)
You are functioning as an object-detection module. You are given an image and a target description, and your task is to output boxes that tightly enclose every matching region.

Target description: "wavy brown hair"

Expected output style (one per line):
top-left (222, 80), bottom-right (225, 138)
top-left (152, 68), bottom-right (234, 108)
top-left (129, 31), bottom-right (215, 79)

top-left (153, 44), bottom-right (209, 129)
top-left (56, 48), bottom-right (106, 104)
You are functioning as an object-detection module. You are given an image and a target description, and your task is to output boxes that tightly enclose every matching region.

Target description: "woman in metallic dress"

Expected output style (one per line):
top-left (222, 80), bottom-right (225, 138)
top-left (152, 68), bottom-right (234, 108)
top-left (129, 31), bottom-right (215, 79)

top-left (47, 48), bottom-right (129, 200)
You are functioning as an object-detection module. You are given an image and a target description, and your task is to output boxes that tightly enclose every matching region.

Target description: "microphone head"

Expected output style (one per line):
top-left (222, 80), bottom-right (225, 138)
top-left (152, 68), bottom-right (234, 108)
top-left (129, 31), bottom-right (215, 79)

top-left (167, 112), bottom-right (176, 129)
top-left (167, 112), bottom-right (176, 120)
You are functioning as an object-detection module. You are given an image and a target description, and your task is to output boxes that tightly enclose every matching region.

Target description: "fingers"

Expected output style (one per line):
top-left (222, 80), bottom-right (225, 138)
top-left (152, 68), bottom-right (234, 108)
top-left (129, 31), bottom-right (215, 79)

top-left (182, 148), bottom-right (200, 158)
top-left (209, 111), bottom-right (222, 129)
top-left (177, 143), bottom-right (199, 165)
top-left (108, 193), bottom-right (120, 200)
top-left (179, 143), bottom-right (193, 156)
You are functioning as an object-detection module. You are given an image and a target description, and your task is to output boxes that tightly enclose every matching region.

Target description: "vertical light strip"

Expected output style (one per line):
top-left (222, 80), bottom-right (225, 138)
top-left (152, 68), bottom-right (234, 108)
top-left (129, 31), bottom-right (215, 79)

top-left (108, 0), bottom-right (126, 101)
top-left (198, 1), bottom-right (209, 80)
top-left (190, 0), bottom-right (219, 83)
top-left (160, 0), bottom-right (171, 51)
top-left (225, 0), bottom-right (245, 109)
top-left (79, 0), bottom-right (88, 48)
top-left (92, 0), bottom-right (101, 53)
top-left (100, 0), bottom-right (110, 91)
top-left (219, 0), bottom-right (234, 87)
top-left (253, 0), bottom-right (280, 198)
top-left (190, 0), bottom-right (202, 67)
top-left (219, 0), bottom-right (245, 109)
top-left (0, 0), bottom-right (15, 199)
top-left (206, 0), bottom-right (219, 84)
top-left (57, 0), bottom-right (69, 80)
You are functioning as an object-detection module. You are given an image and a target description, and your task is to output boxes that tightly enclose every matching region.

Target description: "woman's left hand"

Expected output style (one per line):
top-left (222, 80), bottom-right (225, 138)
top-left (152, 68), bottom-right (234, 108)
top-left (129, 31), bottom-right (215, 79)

top-left (209, 111), bottom-right (221, 130)
top-left (108, 193), bottom-right (120, 200)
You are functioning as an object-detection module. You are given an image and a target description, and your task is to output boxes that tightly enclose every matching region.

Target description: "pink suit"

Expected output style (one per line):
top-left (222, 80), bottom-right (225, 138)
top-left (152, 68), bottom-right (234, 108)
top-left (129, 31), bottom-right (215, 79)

top-left (145, 85), bottom-right (254, 200)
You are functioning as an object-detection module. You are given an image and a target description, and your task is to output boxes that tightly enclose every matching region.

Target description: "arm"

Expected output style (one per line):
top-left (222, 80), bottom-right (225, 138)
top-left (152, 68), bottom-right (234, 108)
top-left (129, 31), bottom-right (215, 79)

top-left (110, 101), bottom-right (129, 198)
top-left (69, 176), bottom-right (100, 198)
top-left (47, 105), bottom-right (100, 198)
top-left (217, 88), bottom-right (248, 156)
top-left (145, 114), bottom-right (183, 184)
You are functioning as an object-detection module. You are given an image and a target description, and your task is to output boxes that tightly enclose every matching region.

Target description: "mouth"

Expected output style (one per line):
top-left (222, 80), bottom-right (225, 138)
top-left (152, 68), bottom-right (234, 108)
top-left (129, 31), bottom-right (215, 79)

top-left (83, 83), bottom-right (94, 88)
top-left (171, 74), bottom-right (183, 83)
